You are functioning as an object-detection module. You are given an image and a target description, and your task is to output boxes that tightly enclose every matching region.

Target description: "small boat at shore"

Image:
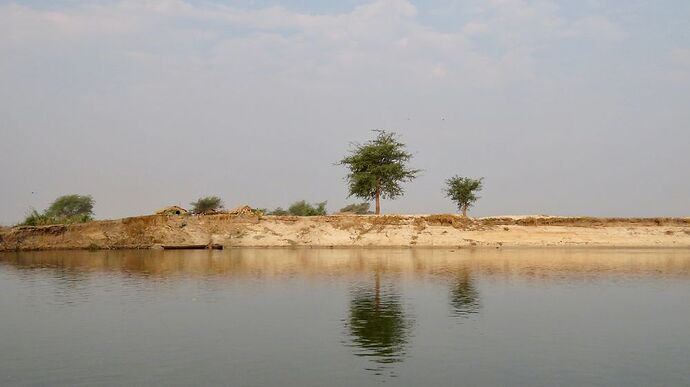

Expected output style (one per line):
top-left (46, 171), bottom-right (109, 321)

top-left (161, 244), bottom-right (224, 250)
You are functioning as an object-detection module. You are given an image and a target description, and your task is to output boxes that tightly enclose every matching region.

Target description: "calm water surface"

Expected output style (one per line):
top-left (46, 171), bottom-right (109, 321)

top-left (1, 248), bottom-right (689, 386)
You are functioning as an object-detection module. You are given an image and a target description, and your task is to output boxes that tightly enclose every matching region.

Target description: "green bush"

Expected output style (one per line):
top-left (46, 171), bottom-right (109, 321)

top-left (268, 201), bottom-right (327, 216)
top-left (338, 202), bottom-right (373, 214)
top-left (288, 200), bottom-right (327, 216)
top-left (268, 207), bottom-right (289, 216)
top-left (190, 196), bottom-right (224, 214)
top-left (252, 208), bottom-right (267, 215)
top-left (20, 194), bottom-right (95, 226)
top-left (20, 209), bottom-right (52, 226)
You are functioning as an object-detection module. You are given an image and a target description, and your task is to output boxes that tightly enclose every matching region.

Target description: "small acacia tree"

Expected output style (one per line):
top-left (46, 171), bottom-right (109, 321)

top-left (444, 176), bottom-right (484, 217)
top-left (190, 196), bottom-right (224, 214)
top-left (338, 130), bottom-right (420, 215)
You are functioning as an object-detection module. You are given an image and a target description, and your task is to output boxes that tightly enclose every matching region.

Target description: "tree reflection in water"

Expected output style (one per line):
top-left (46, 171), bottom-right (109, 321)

top-left (345, 271), bottom-right (412, 375)
top-left (449, 270), bottom-right (480, 318)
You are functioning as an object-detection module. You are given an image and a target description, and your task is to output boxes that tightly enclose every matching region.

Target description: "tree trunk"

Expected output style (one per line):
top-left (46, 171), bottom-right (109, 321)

top-left (375, 269), bottom-right (380, 311)
top-left (462, 205), bottom-right (467, 217)
top-left (375, 180), bottom-right (381, 215)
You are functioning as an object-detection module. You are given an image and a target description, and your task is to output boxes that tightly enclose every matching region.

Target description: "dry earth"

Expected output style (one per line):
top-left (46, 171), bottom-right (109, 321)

top-left (1, 214), bottom-right (690, 251)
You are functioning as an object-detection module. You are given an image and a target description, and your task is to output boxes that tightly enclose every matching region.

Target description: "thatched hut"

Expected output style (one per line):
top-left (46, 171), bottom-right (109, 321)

top-left (227, 205), bottom-right (255, 216)
top-left (155, 206), bottom-right (189, 216)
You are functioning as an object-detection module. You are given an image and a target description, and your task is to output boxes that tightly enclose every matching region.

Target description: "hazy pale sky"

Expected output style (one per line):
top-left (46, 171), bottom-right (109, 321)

top-left (1, 0), bottom-right (689, 224)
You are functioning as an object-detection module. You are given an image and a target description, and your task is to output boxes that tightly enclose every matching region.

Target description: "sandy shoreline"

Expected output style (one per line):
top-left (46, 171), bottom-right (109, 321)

top-left (1, 214), bottom-right (689, 251)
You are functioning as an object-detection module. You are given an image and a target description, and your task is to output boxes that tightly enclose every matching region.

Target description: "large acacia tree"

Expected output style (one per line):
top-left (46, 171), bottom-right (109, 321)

top-left (46, 194), bottom-right (94, 220)
top-left (338, 130), bottom-right (420, 215)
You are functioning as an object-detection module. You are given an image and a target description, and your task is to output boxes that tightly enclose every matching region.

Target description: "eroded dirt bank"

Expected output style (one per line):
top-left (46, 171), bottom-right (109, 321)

top-left (1, 214), bottom-right (690, 251)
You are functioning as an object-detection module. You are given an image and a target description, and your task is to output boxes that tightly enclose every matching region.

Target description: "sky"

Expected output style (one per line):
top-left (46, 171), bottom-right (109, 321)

top-left (1, 0), bottom-right (689, 224)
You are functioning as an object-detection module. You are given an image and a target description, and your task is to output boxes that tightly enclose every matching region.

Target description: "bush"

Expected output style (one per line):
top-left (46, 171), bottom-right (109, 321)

top-left (266, 201), bottom-right (328, 216)
top-left (20, 194), bottom-right (95, 226)
top-left (269, 207), bottom-right (289, 216)
top-left (288, 200), bottom-right (327, 216)
top-left (338, 202), bottom-right (373, 214)
top-left (20, 209), bottom-right (52, 226)
top-left (252, 208), bottom-right (267, 215)
top-left (190, 196), bottom-right (224, 214)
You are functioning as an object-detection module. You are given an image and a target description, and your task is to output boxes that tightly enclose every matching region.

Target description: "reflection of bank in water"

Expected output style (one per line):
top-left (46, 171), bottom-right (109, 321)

top-left (345, 271), bottom-right (413, 375)
top-left (2, 248), bottom-right (690, 281)
top-left (449, 270), bottom-right (481, 318)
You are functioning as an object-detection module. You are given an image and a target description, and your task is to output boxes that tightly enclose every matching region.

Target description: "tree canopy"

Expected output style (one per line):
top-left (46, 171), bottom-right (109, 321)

top-left (45, 194), bottom-right (95, 220)
top-left (190, 196), bottom-right (224, 214)
top-left (338, 130), bottom-right (420, 215)
top-left (444, 176), bottom-right (483, 216)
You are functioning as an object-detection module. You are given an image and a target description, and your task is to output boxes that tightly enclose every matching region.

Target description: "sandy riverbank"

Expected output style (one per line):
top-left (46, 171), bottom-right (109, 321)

top-left (1, 214), bottom-right (689, 251)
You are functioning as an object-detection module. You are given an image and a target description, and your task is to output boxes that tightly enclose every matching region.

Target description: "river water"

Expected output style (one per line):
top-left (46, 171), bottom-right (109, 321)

top-left (1, 248), bottom-right (689, 386)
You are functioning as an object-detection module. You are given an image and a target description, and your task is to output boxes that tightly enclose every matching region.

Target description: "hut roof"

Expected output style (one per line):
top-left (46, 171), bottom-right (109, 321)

top-left (227, 205), bottom-right (255, 216)
top-left (155, 206), bottom-right (189, 216)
